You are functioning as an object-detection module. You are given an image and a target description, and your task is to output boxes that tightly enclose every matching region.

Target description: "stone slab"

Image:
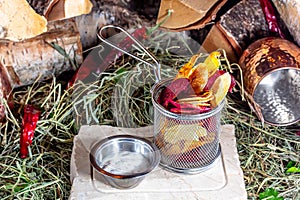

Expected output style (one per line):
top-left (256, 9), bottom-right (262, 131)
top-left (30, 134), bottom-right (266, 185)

top-left (69, 124), bottom-right (247, 199)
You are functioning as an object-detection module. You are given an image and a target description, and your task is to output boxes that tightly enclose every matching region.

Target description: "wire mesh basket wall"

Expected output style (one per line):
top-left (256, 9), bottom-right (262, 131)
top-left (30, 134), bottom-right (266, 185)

top-left (152, 79), bottom-right (225, 174)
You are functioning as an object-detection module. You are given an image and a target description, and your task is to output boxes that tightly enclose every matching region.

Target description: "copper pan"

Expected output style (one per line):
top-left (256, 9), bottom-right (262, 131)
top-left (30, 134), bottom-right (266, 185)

top-left (239, 37), bottom-right (300, 126)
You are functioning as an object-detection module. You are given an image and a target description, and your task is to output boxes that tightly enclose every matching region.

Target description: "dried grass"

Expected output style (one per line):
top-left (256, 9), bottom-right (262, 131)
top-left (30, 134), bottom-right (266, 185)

top-left (0, 30), bottom-right (299, 200)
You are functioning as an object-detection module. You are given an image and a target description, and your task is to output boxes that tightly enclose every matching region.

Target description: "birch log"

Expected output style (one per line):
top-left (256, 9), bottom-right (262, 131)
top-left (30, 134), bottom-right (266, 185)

top-left (271, 0), bottom-right (300, 46)
top-left (0, 19), bottom-right (82, 87)
top-left (0, 62), bottom-right (12, 120)
top-left (74, 0), bottom-right (154, 50)
top-left (27, 0), bottom-right (57, 16)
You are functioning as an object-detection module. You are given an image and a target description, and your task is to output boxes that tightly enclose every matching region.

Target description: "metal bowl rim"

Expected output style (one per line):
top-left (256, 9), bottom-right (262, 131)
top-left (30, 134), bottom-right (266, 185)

top-left (90, 135), bottom-right (161, 179)
top-left (252, 67), bottom-right (300, 126)
top-left (252, 67), bottom-right (300, 96)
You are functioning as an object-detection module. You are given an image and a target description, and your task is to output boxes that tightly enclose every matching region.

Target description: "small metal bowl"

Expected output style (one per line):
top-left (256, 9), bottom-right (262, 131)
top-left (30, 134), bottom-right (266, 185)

top-left (90, 135), bottom-right (160, 189)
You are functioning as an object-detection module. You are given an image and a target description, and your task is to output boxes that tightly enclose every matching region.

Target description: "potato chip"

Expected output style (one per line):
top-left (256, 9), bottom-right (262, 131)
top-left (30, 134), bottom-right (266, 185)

top-left (162, 124), bottom-right (208, 154)
top-left (188, 63), bottom-right (209, 94)
top-left (163, 124), bottom-right (207, 144)
top-left (210, 72), bottom-right (231, 107)
top-left (177, 90), bottom-right (213, 104)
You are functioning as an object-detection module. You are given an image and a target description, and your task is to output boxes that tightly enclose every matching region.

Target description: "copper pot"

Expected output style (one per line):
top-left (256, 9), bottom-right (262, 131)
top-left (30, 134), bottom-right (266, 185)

top-left (239, 37), bottom-right (300, 126)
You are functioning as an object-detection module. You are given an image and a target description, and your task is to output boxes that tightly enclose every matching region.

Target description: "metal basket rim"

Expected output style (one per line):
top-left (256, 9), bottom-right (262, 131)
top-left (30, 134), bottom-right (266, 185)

top-left (151, 78), bottom-right (225, 120)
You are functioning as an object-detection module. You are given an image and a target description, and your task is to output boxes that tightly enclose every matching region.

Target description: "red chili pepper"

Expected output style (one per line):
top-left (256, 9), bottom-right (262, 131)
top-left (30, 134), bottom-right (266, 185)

top-left (67, 27), bottom-right (148, 88)
top-left (101, 27), bottom-right (148, 68)
top-left (20, 105), bottom-right (41, 158)
top-left (259, 0), bottom-right (285, 38)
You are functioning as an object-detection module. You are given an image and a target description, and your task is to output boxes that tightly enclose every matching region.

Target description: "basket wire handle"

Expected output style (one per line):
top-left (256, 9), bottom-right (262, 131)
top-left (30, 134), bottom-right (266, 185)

top-left (97, 25), bottom-right (161, 82)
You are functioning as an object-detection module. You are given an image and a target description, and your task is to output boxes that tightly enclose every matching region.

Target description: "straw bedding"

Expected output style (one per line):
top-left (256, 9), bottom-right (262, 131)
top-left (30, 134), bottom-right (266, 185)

top-left (0, 30), bottom-right (299, 200)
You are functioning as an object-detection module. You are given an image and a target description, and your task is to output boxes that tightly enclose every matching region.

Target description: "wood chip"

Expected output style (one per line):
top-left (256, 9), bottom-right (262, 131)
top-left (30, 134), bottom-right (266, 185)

top-left (156, 0), bottom-right (227, 30)
top-left (0, 0), bottom-right (47, 41)
top-left (45, 0), bottom-right (93, 21)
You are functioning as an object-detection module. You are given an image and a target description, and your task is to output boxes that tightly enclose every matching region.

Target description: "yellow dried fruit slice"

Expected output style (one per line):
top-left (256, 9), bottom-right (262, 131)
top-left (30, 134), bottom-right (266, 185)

top-left (204, 51), bottom-right (221, 76)
top-left (0, 0), bottom-right (47, 41)
top-left (188, 63), bottom-right (208, 94)
top-left (163, 124), bottom-right (207, 145)
top-left (176, 54), bottom-right (200, 79)
top-left (210, 72), bottom-right (231, 107)
top-left (176, 51), bottom-right (221, 79)
top-left (177, 90), bottom-right (213, 104)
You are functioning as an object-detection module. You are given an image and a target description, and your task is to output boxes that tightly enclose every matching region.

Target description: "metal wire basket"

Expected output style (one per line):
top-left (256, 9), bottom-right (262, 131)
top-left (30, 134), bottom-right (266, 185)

top-left (152, 78), bottom-right (225, 174)
top-left (98, 25), bottom-right (225, 174)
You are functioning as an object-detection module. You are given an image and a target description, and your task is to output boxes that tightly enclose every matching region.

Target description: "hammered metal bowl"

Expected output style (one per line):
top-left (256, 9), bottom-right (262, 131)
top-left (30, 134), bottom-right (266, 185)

top-left (239, 37), bottom-right (300, 126)
top-left (253, 68), bottom-right (300, 126)
top-left (90, 135), bottom-right (160, 189)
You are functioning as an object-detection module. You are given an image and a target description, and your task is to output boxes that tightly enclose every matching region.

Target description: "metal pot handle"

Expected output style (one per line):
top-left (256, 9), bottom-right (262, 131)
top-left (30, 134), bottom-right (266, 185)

top-left (97, 25), bottom-right (161, 83)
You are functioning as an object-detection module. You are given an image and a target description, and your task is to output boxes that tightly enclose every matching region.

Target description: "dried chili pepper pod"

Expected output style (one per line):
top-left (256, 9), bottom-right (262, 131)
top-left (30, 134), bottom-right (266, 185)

top-left (20, 104), bottom-right (41, 158)
top-left (67, 27), bottom-right (148, 88)
top-left (258, 0), bottom-right (285, 38)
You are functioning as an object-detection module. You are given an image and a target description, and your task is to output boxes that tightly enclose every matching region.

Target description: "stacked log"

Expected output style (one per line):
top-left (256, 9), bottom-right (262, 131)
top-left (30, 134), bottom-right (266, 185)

top-left (74, 0), bottom-right (155, 50)
top-left (0, 19), bottom-right (82, 87)
top-left (0, 63), bottom-right (12, 120)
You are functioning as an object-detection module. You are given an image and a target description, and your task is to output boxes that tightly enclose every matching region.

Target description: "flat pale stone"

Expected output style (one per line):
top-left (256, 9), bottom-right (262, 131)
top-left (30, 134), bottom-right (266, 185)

top-left (70, 124), bottom-right (247, 199)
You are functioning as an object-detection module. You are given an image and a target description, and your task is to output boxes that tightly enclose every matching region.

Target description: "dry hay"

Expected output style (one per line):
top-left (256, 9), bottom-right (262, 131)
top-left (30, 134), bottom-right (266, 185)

top-left (0, 30), bottom-right (299, 200)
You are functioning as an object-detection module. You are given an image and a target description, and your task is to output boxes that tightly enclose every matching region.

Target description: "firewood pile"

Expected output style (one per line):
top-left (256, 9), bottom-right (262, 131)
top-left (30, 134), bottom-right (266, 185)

top-left (0, 0), bottom-right (299, 199)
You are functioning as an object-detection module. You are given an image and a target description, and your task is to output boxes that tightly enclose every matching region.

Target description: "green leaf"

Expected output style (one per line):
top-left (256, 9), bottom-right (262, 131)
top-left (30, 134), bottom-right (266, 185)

top-left (259, 188), bottom-right (284, 200)
top-left (286, 166), bottom-right (300, 173)
top-left (286, 161), bottom-right (296, 169)
top-left (47, 42), bottom-right (77, 70)
top-left (285, 161), bottom-right (300, 173)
